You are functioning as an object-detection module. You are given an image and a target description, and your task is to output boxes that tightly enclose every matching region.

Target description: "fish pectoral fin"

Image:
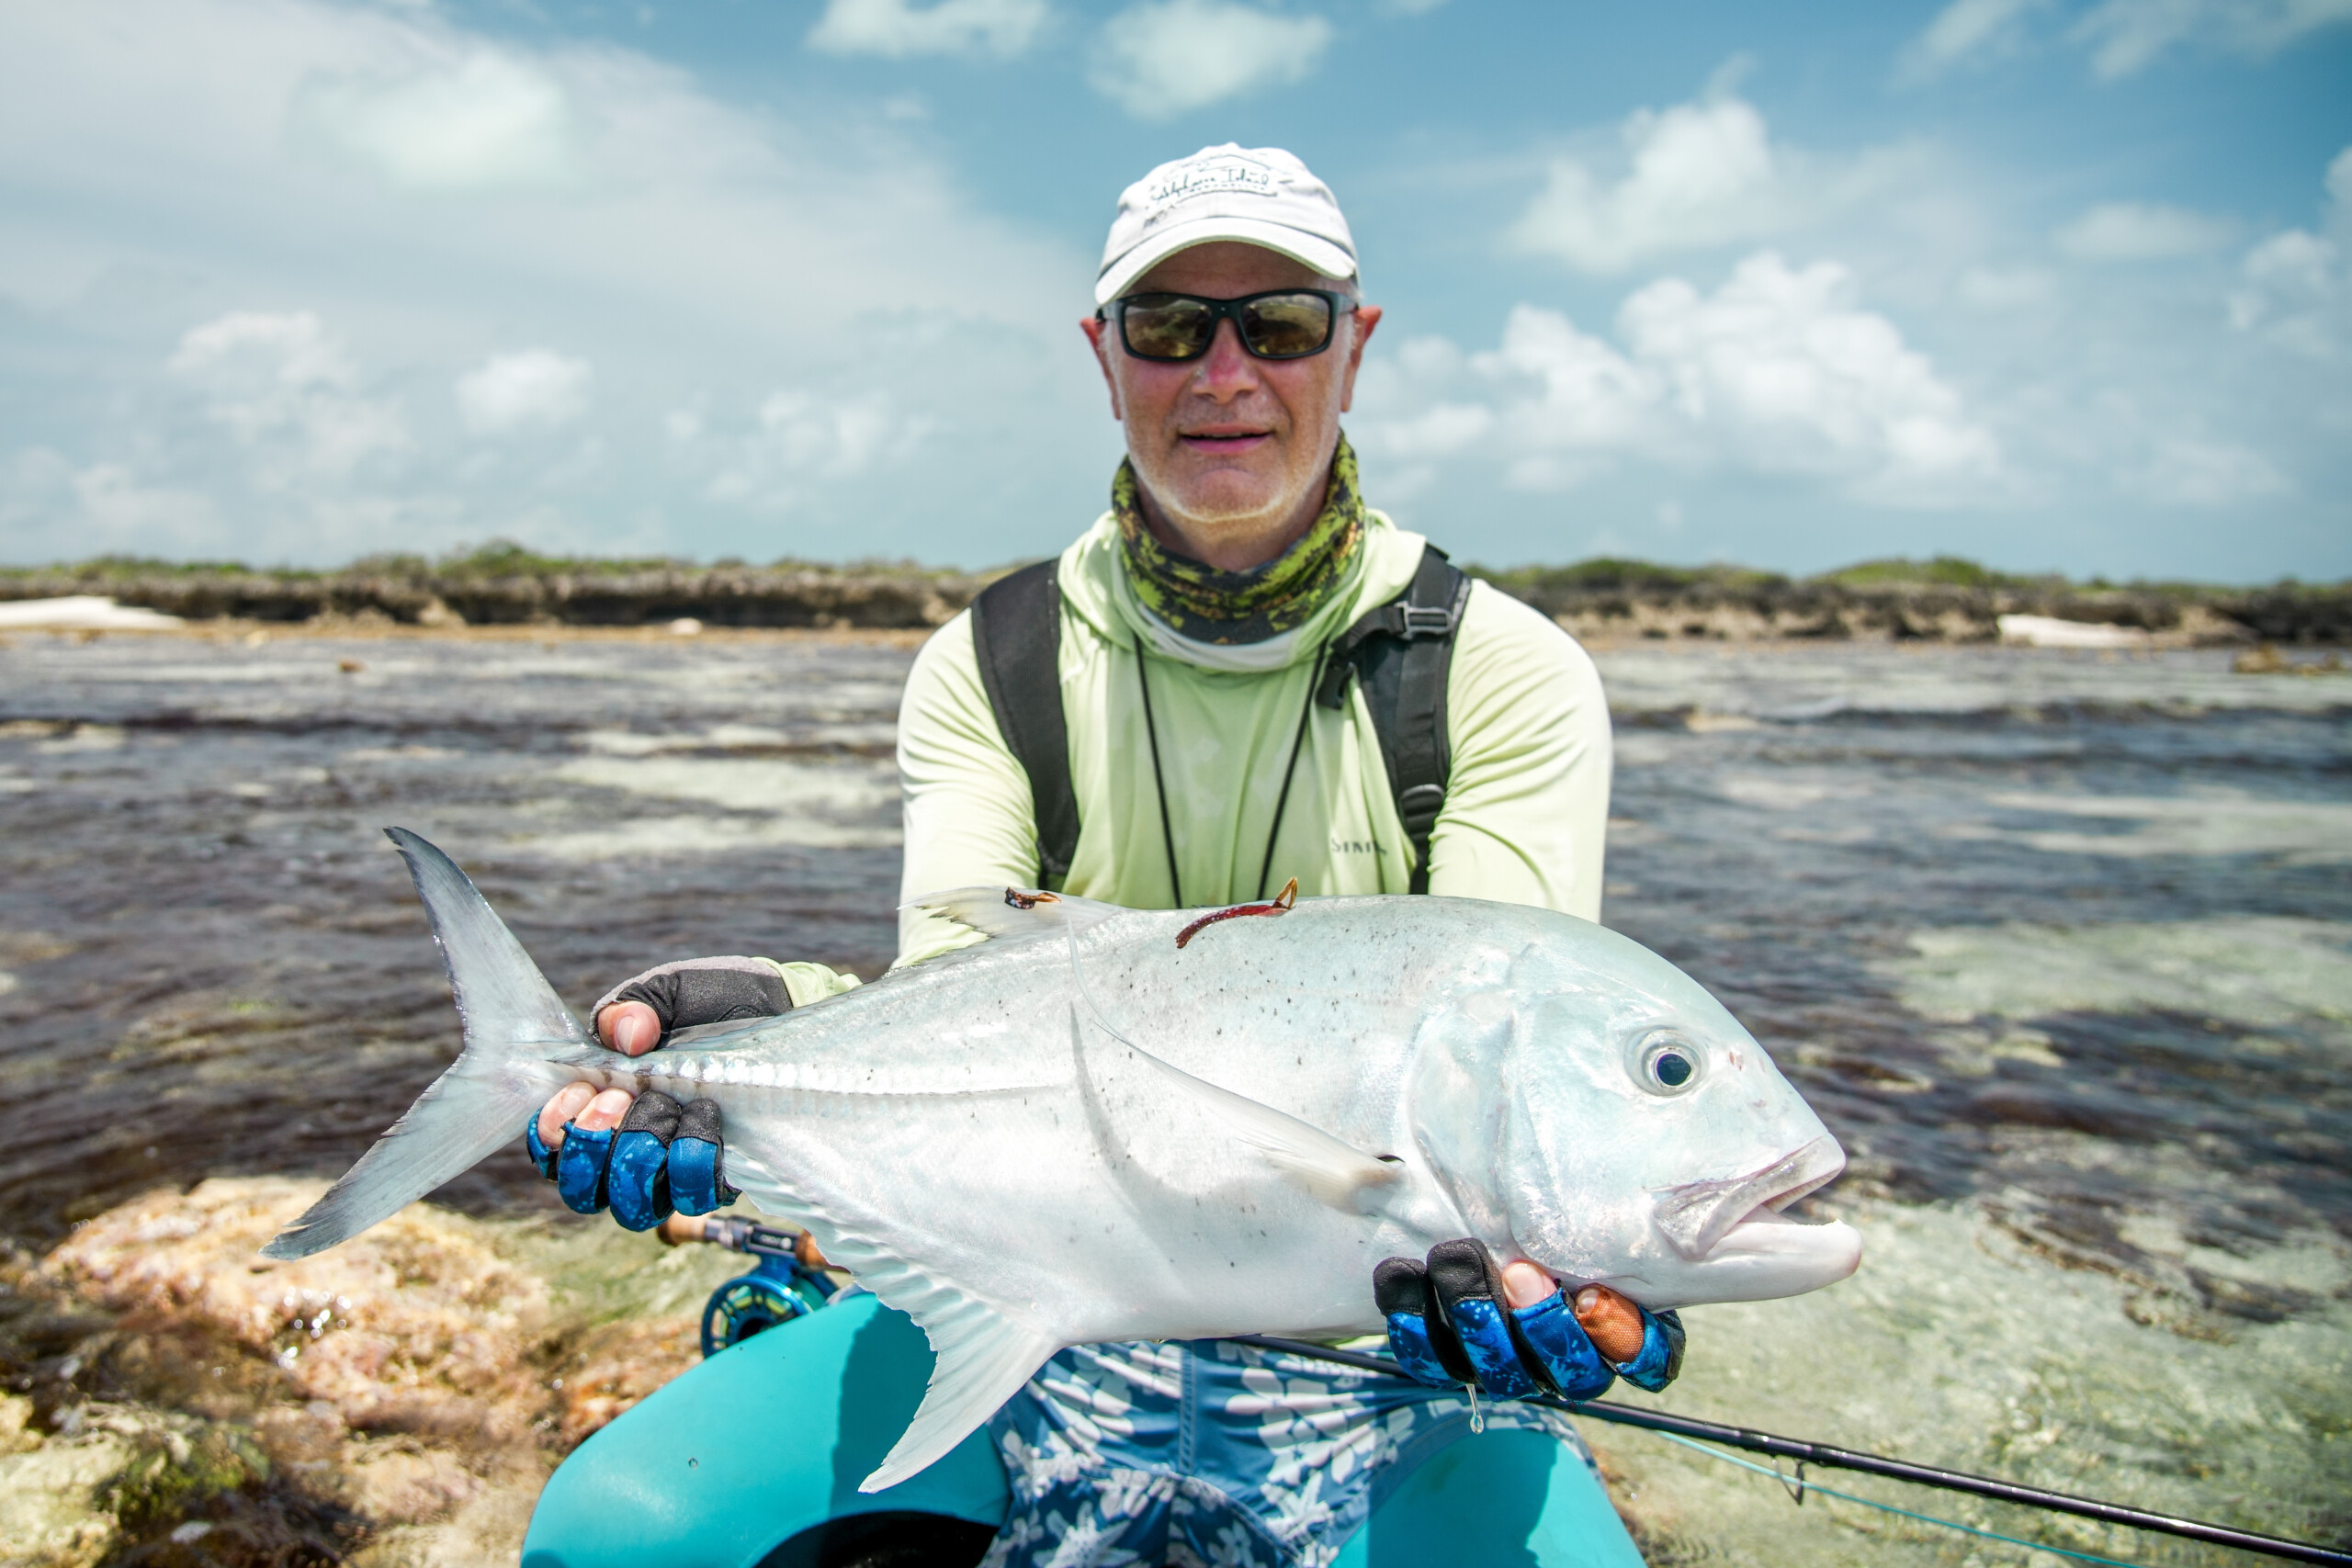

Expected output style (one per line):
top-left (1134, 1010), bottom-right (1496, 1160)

top-left (1119, 1039), bottom-right (1405, 1214)
top-left (902, 885), bottom-right (1126, 945)
top-left (863, 1296), bottom-right (1058, 1495)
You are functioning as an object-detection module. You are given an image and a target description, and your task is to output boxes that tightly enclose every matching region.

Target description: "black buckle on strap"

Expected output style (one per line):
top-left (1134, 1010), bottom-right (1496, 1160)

top-left (1397, 782), bottom-right (1446, 835)
top-left (1399, 604), bottom-right (1456, 638)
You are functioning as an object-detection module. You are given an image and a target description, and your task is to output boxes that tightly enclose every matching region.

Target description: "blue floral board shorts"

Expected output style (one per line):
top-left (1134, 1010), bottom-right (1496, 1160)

top-left (981, 1337), bottom-right (1605, 1568)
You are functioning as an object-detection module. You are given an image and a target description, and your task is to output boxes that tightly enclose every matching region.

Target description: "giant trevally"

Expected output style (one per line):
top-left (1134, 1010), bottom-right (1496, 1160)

top-left (266, 829), bottom-right (1861, 1492)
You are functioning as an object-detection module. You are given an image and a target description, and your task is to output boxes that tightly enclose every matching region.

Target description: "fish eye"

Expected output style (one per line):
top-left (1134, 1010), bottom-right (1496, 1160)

top-left (1632, 1033), bottom-right (1703, 1097)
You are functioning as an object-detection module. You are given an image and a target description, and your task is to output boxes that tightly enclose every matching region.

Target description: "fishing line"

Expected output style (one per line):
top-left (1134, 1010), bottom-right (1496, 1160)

top-left (1640, 1427), bottom-right (2149, 1568)
top-left (1229, 1335), bottom-right (2351, 1565)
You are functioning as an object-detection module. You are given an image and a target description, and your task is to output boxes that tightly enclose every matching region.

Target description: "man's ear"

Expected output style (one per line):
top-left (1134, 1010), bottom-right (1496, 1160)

top-left (1337, 304), bottom-right (1381, 415)
top-left (1080, 316), bottom-right (1125, 421)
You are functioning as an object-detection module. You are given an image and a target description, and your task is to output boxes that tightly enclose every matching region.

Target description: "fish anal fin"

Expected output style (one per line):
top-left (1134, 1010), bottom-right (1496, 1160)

top-left (903, 886), bottom-right (1125, 944)
top-left (862, 1297), bottom-right (1058, 1494)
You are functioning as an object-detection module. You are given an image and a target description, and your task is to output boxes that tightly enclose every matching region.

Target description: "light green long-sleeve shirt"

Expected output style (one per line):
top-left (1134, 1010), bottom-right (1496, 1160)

top-left (891, 507), bottom-right (1612, 966)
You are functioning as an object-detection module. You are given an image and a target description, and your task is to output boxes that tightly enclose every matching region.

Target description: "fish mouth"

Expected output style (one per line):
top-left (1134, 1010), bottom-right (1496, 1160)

top-left (1650, 1135), bottom-right (1847, 1261)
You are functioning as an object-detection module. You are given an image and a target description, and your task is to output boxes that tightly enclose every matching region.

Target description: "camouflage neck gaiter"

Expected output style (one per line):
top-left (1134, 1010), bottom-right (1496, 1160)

top-left (1114, 435), bottom-right (1364, 646)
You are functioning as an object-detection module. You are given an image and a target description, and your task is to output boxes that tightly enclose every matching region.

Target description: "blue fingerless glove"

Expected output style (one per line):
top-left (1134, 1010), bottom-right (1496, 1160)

top-left (1613, 1306), bottom-right (1686, 1393)
top-left (606, 1091), bottom-right (684, 1231)
top-left (524, 1113), bottom-right (559, 1179)
top-left (667, 1097), bottom-right (738, 1215)
top-left (1510, 1288), bottom-right (1617, 1401)
top-left (526, 1091), bottom-right (735, 1224)
top-left (556, 1120), bottom-right (616, 1213)
top-left (1376, 1239), bottom-right (1677, 1404)
top-left (528, 953), bottom-right (781, 1230)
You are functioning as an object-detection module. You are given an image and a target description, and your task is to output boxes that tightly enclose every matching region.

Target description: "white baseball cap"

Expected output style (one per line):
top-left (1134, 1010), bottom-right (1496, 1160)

top-left (1095, 144), bottom-right (1357, 307)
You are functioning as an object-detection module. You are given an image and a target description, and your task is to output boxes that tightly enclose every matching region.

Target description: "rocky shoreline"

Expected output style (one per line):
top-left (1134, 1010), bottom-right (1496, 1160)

top-left (5, 549), bottom-right (2346, 644)
top-left (1480, 560), bottom-right (2351, 647)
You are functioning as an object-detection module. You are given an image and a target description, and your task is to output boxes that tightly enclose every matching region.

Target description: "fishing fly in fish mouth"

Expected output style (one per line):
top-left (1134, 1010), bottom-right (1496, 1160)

top-left (266, 145), bottom-right (1862, 1566)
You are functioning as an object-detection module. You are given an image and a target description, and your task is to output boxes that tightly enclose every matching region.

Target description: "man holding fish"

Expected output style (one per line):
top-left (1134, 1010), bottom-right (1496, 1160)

top-left (526, 147), bottom-right (1693, 1564)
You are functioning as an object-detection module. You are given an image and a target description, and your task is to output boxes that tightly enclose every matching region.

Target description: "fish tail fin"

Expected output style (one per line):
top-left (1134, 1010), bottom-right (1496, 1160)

top-left (262, 829), bottom-right (587, 1260)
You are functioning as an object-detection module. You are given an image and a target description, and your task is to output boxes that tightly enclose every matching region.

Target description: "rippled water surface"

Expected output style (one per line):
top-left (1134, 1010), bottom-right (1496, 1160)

top-left (3, 629), bottom-right (2346, 1561)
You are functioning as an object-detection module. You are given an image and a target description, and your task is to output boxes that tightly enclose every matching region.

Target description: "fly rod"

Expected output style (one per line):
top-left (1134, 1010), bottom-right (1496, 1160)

top-left (1228, 1335), bottom-right (2349, 1566)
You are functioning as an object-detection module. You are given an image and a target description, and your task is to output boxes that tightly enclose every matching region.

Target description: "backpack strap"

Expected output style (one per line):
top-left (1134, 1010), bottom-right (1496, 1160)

top-left (1314, 545), bottom-right (1472, 895)
top-left (969, 560), bottom-right (1078, 886)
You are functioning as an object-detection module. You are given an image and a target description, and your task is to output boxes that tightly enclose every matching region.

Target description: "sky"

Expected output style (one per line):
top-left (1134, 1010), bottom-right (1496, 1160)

top-left (0, 0), bottom-right (2346, 580)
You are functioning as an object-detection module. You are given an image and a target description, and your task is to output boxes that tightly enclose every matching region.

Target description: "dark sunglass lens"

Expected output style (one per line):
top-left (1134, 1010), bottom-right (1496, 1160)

top-left (1122, 296), bottom-right (1215, 360)
top-left (1238, 293), bottom-right (1334, 358)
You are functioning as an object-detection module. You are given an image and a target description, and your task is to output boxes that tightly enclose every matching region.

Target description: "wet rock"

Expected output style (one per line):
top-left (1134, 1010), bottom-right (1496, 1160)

top-left (5, 1178), bottom-right (737, 1563)
top-left (2235, 643), bottom-right (2347, 675)
top-left (0, 1402), bottom-right (266, 1568)
top-left (550, 1314), bottom-right (705, 1448)
top-left (42, 1178), bottom-right (551, 1442)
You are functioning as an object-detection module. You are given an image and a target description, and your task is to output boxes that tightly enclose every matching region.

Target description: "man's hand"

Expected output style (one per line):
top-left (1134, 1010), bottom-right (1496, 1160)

top-left (1374, 1238), bottom-right (1686, 1401)
top-left (526, 958), bottom-right (793, 1227)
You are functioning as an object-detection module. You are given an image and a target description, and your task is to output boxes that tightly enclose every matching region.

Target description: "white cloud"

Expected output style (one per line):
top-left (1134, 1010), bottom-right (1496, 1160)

top-left (0, 0), bottom-right (1093, 566)
top-left (1354, 253), bottom-right (2001, 506)
top-left (1089, 0), bottom-right (1333, 119)
top-left (2073, 0), bottom-right (2352, 77)
top-left (2132, 438), bottom-right (2290, 504)
top-left (1956, 265), bottom-right (2057, 310)
top-left (2227, 146), bottom-right (2350, 359)
top-left (456, 349), bottom-right (594, 436)
top-left (808, 0), bottom-right (1050, 59)
top-left (68, 464), bottom-right (224, 544)
top-left (168, 310), bottom-right (409, 480)
top-left (0, 451), bottom-right (221, 558)
top-left (681, 390), bottom-right (935, 511)
top-left (1900, 0), bottom-right (2048, 80)
top-left (294, 52), bottom-right (576, 191)
top-left (1510, 88), bottom-right (1905, 275)
top-left (2053, 201), bottom-right (2234, 261)
top-left (1900, 0), bottom-right (2352, 80)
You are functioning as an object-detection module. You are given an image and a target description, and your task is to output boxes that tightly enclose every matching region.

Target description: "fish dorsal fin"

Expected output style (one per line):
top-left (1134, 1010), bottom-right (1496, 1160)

top-left (903, 886), bottom-right (1125, 944)
top-left (1080, 1014), bottom-right (1404, 1214)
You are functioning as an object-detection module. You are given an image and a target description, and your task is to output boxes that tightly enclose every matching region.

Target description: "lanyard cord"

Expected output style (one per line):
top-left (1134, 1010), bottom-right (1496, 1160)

top-left (1134, 643), bottom-right (1327, 909)
top-left (1133, 642), bottom-right (1183, 908)
top-left (1256, 653), bottom-right (1323, 901)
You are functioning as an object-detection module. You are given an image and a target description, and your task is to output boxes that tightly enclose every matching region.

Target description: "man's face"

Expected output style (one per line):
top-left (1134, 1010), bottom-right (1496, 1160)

top-left (1082, 243), bottom-right (1382, 570)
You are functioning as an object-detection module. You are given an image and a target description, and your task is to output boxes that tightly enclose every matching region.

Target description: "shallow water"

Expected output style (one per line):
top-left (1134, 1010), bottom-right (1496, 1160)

top-left (2, 630), bottom-right (2346, 1559)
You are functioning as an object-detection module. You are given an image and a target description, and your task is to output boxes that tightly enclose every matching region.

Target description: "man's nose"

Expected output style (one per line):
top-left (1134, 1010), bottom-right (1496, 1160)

top-left (1188, 317), bottom-right (1261, 400)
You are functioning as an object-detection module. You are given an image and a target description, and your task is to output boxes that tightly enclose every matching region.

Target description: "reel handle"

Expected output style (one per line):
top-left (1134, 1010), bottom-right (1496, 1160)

top-left (659, 1213), bottom-right (828, 1267)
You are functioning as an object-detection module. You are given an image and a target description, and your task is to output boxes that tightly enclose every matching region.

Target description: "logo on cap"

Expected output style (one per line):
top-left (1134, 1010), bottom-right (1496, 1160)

top-left (1142, 157), bottom-right (1277, 225)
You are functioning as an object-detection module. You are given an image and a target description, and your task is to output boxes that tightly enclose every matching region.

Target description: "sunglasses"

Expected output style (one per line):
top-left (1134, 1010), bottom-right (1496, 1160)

top-left (1104, 288), bottom-right (1354, 363)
